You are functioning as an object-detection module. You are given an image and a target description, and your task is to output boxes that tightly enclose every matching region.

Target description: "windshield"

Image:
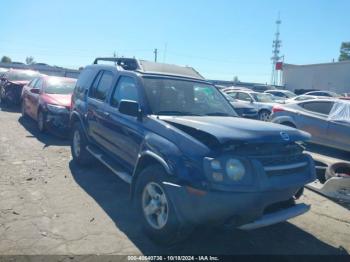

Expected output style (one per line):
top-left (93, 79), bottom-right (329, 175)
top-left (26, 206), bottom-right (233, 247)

top-left (283, 91), bottom-right (296, 98)
top-left (44, 78), bottom-right (76, 95)
top-left (252, 93), bottom-right (275, 103)
top-left (143, 77), bottom-right (237, 116)
top-left (7, 71), bottom-right (40, 81)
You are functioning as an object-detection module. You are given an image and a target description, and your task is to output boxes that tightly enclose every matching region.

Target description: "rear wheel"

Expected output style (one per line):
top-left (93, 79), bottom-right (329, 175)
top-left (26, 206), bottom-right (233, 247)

top-left (259, 110), bottom-right (271, 121)
top-left (135, 165), bottom-right (193, 245)
top-left (71, 122), bottom-right (93, 166)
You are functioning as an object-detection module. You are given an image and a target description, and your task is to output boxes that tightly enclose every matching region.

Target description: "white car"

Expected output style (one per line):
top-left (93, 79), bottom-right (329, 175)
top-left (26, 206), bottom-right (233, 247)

top-left (224, 90), bottom-right (281, 121)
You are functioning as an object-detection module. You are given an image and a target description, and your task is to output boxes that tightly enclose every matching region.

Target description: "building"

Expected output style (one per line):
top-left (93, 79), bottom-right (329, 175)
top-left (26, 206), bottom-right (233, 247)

top-left (0, 62), bottom-right (80, 78)
top-left (283, 61), bottom-right (350, 94)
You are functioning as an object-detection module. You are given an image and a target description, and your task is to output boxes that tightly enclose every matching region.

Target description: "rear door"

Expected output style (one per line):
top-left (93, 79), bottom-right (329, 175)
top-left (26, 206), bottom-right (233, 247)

top-left (86, 70), bottom-right (115, 150)
top-left (296, 101), bottom-right (334, 145)
top-left (327, 103), bottom-right (350, 151)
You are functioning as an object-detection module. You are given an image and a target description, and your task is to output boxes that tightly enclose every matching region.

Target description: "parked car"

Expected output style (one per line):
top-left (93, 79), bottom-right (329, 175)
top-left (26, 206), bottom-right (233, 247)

top-left (70, 57), bottom-right (315, 244)
top-left (271, 99), bottom-right (350, 152)
top-left (285, 95), bottom-right (319, 103)
top-left (0, 69), bottom-right (41, 106)
top-left (223, 93), bottom-right (258, 119)
top-left (21, 76), bottom-right (76, 133)
top-left (0, 68), bottom-right (8, 76)
top-left (264, 89), bottom-right (296, 99)
top-left (304, 90), bottom-right (340, 98)
top-left (224, 90), bottom-right (280, 121)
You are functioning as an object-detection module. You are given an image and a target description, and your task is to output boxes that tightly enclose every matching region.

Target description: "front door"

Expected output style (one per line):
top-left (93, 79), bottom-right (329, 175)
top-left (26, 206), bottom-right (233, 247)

top-left (104, 75), bottom-right (143, 169)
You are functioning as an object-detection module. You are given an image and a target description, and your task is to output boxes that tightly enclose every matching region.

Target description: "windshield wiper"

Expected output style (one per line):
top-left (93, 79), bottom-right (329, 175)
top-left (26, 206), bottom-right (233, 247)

top-left (156, 111), bottom-right (202, 116)
top-left (205, 112), bottom-right (233, 116)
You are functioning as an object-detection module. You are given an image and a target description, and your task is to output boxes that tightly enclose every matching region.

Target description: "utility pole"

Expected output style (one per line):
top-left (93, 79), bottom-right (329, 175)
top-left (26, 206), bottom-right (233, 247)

top-left (154, 48), bottom-right (158, 62)
top-left (271, 13), bottom-right (283, 86)
top-left (113, 51), bottom-right (117, 66)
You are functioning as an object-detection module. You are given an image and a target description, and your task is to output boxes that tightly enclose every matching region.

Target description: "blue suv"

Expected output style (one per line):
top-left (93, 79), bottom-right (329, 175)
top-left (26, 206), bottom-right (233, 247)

top-left (70, 58), bottom-right (315, 244)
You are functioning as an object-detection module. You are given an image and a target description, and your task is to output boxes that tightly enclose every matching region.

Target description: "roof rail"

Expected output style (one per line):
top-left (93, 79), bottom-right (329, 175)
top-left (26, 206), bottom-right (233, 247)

top-left (93, 57), bottom-right (140, 71)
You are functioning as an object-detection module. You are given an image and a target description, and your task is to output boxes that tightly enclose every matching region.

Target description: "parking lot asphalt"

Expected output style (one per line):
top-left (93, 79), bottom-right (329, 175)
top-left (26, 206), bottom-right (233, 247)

top-left (0, 109), bottom-right (349, 255)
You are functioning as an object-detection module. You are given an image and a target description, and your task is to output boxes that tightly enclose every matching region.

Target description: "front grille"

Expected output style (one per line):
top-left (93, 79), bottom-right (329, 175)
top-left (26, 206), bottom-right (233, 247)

top-left (256, 154), bottom-right (308, 176)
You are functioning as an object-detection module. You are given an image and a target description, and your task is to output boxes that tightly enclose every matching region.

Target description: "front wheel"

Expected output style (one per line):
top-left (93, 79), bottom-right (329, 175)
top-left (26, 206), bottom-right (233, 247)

top-left (259, 110), bottom-right (271, 121)
top-left (37, 110), bottom-right (46, 132)
top-left (135, 165), bottom-right (193, 245)
top-left (21, 101), bottom-right (27, 118)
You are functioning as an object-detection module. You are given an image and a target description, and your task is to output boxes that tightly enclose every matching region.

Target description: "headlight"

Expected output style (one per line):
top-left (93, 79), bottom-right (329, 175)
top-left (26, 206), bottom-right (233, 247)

top-left (225, 158), bottom-right (246, 181)
top-left (46, 104), bottom-right (68, 114)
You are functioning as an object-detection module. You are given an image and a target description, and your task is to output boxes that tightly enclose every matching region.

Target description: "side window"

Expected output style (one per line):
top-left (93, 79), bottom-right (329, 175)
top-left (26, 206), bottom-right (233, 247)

top-left (29, 78), bottom-right (38, 88)
top-left (238, 92), bottom-right (251, 102)
top-left (75, 68), bottom-right (95, 99)
top-left (89, 71), bottom-right (114, 101)
top-left (34, 79), bottom-right (43, 90)
top-left (301, 101), bottom-right (334, 115)
top-left (227, 92), bottom-right (237, 98)
top-left (110, 76), bottom-right (138, 108)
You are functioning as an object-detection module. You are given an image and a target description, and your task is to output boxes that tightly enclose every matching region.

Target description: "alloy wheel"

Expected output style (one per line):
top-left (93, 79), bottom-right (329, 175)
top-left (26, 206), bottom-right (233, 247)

top-left (142, 182), bottom-right (169, 230)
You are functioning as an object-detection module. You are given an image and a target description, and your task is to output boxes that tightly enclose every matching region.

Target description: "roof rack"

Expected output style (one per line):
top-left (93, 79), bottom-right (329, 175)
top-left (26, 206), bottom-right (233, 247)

top-left (93, 57), bottom-right (140, 71)
top-left (92, 57), bottom-right (205, 80)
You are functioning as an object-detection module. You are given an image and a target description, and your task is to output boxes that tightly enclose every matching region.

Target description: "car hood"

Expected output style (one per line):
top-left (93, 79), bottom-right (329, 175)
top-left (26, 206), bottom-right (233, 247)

top-left (42, 94), bottom-right (72, 108)
top-left (160, 116), bottom-right (310, 146)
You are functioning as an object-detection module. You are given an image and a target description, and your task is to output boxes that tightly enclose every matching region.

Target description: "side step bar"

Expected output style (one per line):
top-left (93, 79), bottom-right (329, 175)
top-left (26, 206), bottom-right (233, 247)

top-left (238, 203), bottom-right (310, 230)
top-left (86, 146), bottom-right (132, 184)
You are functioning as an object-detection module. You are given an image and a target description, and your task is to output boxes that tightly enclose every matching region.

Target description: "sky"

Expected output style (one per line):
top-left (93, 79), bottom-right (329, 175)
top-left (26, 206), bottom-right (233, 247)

top-left (0, 0), bottom-right (349, 83)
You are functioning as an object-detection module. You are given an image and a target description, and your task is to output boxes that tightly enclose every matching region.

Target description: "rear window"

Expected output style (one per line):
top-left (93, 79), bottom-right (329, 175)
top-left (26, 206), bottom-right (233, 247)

top-left (301, 101), bottom-right (334, 115)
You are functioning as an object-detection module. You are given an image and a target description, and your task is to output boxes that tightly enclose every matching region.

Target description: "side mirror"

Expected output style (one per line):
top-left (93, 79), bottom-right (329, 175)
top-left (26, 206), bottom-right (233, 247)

top-left (30, 88), bottom-right (40, 94)
top-left (250, 99), bottom-right (254, 103)
top-left (119, 100), bottom-right (141, 119)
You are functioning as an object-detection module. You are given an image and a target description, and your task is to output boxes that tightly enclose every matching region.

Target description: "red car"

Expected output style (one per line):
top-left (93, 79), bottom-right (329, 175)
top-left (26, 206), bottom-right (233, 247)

top-left (0, 69), bottom-right (42, 106)
top-left (21, 76), bottom-right (77, 133)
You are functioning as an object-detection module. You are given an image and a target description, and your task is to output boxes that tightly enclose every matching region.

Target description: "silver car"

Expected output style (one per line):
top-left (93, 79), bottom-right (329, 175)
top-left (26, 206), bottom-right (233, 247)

top-left (225, 90), bottom-right (280, 121)
top-left (271, 99), bottom-right (350, 152)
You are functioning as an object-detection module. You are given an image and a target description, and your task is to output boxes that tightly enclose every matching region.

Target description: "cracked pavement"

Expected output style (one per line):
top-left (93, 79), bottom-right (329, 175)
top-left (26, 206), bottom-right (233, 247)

top-left (0, 109), bottom-right (349, 255)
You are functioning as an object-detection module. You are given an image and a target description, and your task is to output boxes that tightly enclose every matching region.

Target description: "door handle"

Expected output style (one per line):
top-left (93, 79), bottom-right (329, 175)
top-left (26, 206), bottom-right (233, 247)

top-left (103, 111), bottom-right (110, 117)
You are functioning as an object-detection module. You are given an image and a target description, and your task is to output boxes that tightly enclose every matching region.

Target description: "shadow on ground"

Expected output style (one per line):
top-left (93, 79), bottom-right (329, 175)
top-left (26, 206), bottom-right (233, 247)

top-left (306, 143), bottom-right (350, 163)
top-left (69, 161), bottom-right (348, 255)
top-left (0, 104), bottom-right (21, 113)
top-left (18, 115), bottom-right (69, 147)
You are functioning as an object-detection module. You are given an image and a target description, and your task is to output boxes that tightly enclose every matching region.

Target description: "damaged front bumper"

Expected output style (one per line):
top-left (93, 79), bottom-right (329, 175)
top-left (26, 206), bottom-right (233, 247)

top-left (46, 112), bottom-right (70, 133)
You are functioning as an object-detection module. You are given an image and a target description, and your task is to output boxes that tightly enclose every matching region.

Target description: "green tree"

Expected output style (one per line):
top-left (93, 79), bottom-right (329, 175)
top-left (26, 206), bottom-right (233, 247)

top-left (1, 56), bottom-right (12, 63)
top-left (339, 42), bottom-right (350, 61)
top-left (25, 56), bottom-right (35, 65)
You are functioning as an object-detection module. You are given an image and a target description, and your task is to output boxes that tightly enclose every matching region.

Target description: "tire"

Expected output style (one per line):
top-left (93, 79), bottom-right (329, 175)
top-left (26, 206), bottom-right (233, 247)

top-left (71, 122), bottom-right (93, 166)
top-left (258, 110), bottom-right (271, 121)
top-left (37, 109), bottom-right (46, 133)
top-left (135, 165), bottom-right (193, 245)
top-left (21, 100), bottom-right (27, 118)
top-left (325, 162), bottom-right (350, 180)
top-left (0, 87), bottom-right (8, 107)
top-left (294, 187), bottom-right (304, 200)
